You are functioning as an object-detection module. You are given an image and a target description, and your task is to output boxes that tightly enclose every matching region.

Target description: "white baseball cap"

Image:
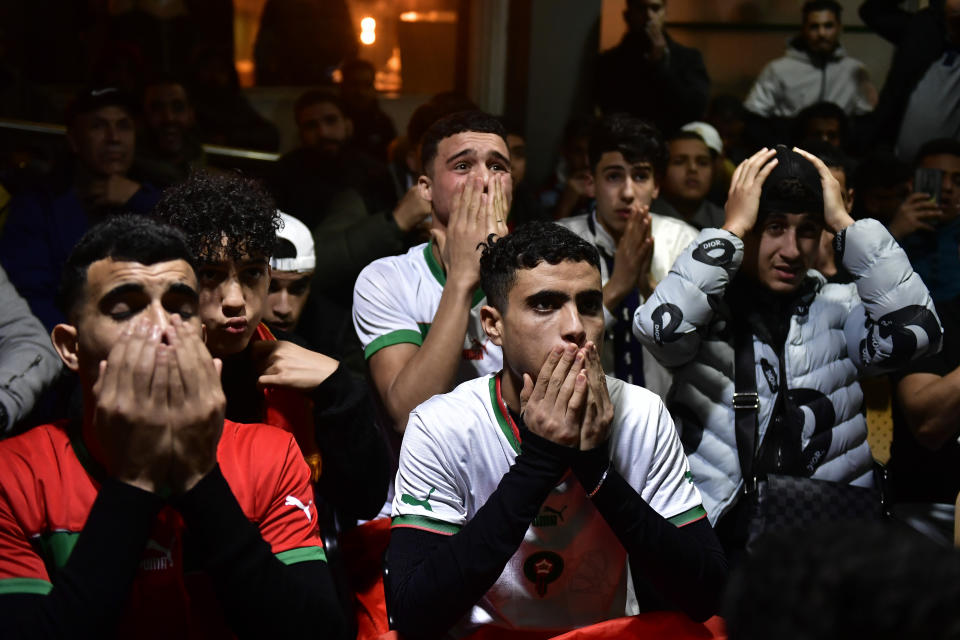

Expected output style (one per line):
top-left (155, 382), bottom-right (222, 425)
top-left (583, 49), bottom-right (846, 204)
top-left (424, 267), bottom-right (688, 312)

top-left (681, 121), bottom-right (723, 156)
top-left (270, 211), bottom-right (316, 273)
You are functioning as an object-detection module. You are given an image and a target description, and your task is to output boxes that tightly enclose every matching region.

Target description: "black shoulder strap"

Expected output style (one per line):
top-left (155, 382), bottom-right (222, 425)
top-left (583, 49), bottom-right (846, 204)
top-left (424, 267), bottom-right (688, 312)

top-left (733, 319), bottom-right (759, 492)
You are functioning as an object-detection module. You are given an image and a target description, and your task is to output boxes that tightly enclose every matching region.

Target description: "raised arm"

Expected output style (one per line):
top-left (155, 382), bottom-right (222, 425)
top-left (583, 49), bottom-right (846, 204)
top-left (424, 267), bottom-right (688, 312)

top-left (358, 175), bottom-right (509, 432)
top-left (793, 148), bottom-right (942, 375)
top-left (635, 149), bottom-right (779, 367)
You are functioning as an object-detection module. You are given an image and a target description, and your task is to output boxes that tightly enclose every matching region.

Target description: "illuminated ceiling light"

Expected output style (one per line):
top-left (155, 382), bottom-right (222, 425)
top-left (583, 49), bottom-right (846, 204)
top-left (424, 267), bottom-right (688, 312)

top-left (360, 16), bottom-right (376, 45)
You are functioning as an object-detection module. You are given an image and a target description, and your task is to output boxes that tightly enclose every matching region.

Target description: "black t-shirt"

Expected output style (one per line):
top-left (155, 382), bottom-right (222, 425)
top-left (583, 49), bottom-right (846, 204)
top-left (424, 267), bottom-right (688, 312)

top-left (888, 295), bottom-right (960, 503)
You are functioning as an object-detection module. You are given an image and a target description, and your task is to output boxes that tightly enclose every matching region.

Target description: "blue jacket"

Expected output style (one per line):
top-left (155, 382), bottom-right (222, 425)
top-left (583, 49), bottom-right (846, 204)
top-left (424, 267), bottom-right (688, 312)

top-left (0, 184), bottom-right (160, 331)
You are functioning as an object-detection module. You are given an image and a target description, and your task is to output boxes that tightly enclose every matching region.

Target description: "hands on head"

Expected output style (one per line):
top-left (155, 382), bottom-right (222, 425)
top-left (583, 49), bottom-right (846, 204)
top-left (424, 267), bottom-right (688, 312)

top-left (431, 173), bottom-right (511, 289)
top-left (519, 341), bottom-right (614, 451)
top-left (723, 147), bottom-right (854, 239)
top-left (92, 315), bottom-right (225, 496)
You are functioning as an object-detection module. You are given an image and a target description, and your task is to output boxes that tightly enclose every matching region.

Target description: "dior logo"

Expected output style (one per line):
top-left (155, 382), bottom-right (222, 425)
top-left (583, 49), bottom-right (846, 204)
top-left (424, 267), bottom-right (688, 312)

top-left (651, 303), bottom-right (683, 346)
top-left (692, 238), bottom-right (736, 266)
top-left (760, 358), bottom-right (779, 394)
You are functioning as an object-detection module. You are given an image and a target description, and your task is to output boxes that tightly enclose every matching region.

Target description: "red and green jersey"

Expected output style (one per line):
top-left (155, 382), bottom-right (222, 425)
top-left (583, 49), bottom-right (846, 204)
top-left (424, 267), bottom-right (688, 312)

top-left (0, 420), bottom-right (325, 638)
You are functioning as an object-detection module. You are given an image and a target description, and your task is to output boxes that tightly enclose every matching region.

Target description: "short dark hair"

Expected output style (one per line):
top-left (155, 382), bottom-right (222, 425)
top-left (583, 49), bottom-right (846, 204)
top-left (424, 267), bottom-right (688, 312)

top-left (800, 139), bottom-right (852, 177)
top-left (294, 89), bottom-right (346, 124)
top-left (915, 138), bottom-right (960, 167)
top-left (58, 215), bottom-right (194, 321)
top-left (802, 0), bottom-right (842, 20)
top-left (794, 101), bottom-right (848, 147)
top-left (419, 110), bottom-right (508, 176)
top-left (142, 71), bottom-right (189, 99)
top-left (153, 171), bottom-right (280, 264)
top-left (589, 114), bottom-right (667, 175)
top-left (406, 93), bottom-right (478, 152)
top-left (479, 222), bottom-right (600, 311)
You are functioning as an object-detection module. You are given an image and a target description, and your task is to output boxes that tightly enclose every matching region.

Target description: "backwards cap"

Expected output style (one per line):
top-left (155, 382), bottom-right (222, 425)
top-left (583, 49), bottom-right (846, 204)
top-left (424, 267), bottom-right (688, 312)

top-left (758, 145), bottom-right (824, 222)
top-left (270, 212), bottom-right (316, 272)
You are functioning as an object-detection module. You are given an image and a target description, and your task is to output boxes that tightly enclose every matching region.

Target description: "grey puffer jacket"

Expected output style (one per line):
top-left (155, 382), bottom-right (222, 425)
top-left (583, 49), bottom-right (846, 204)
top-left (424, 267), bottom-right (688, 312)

top-left (634, 220), bottom-right (941, 523)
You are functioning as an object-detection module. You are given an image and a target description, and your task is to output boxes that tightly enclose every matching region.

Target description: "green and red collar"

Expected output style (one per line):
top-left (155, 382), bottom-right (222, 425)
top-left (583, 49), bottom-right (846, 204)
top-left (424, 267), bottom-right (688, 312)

top-left (489, 373), bottom-right (521, 454)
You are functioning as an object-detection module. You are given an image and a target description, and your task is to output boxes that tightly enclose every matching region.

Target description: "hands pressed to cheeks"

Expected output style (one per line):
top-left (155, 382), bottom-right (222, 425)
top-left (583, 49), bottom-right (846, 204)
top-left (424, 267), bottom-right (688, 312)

top-left (431, 173), bottom-right (511, 291)
top-left (519, 341), bottom-right (614, 451)
top-left (92, 315), bottom-right (225, 496)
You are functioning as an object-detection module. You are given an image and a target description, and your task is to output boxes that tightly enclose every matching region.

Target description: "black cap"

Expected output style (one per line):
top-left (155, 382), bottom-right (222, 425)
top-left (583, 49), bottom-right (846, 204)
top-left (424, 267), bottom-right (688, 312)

top-left (65, 87), bottom-right (135, 126)
top-left (758, 145), bottom-right (824, 221)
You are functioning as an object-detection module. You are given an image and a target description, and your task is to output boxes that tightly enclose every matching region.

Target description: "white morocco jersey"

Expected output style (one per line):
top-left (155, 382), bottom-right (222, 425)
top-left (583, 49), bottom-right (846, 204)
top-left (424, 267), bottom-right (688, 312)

top-left (353, 241), bottom-right (503, 382)
top-left (392, 373), bottom-right (705, 638)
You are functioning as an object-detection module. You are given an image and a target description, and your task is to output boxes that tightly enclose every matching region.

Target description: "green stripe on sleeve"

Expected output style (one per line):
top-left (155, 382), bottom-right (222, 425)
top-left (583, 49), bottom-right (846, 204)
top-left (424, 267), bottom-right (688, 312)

top-left (391, 515), bottom-right (462, 535)
top-left (0, 578), bottom-right (53, 595)
top-left (364, 329), bottom-right (425, 359)
top-left (667, 505), bottom-right (708, 527)
top-left (275, 547), bottom-right (327, 565)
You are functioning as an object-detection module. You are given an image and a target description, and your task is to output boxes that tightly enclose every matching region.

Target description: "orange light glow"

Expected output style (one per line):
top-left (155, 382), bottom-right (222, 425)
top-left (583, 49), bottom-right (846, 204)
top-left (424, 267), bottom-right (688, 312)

top-left (360, 16), bottom-right (376, 45)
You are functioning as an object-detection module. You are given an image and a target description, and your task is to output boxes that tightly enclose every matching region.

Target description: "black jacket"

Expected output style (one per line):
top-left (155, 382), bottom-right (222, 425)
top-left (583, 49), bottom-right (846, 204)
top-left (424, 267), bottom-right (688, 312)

top-left (860, 0), bottom-right (951, 146)
top-left (596, 32), bottom-right (710, 135)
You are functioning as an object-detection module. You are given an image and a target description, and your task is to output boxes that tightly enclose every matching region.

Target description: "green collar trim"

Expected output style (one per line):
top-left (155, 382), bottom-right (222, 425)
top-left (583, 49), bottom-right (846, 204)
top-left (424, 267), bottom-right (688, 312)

top-left (488, 374), bottom-right (521, 454)
top-left (423, 240), bottom-right (486, 307)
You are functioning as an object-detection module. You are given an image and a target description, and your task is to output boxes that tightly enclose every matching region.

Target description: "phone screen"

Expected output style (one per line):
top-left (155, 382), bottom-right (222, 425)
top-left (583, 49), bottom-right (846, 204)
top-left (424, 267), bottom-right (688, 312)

top-left (914, 167), bottom-right (943, 206)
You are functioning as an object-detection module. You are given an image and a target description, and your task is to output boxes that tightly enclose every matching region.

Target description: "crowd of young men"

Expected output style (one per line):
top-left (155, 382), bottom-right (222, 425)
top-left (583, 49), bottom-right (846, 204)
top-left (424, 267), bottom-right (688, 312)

top-left (4, 0), bottom-right (960, 634)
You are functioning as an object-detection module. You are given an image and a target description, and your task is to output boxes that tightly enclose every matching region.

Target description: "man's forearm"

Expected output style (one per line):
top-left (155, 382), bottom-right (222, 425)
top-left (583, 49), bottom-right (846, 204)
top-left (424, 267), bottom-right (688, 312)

top-left (899, 370), bottom-right (960, 450)
top-left (387, 431), bottom-right (575, 638)
top-left (175, 466), bottom-right (346, 639)
top-left (0, 481), bottom-right (163, 638)
top-left (574, 451), bottom-right (727, 622)
top-left (380, 279), bottom-right (476, 429)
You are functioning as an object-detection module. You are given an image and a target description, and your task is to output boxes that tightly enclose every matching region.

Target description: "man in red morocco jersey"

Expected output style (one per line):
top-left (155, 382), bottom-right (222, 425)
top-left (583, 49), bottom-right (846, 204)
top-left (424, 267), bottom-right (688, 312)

top-left (0, 216), bottom-right (345, 639)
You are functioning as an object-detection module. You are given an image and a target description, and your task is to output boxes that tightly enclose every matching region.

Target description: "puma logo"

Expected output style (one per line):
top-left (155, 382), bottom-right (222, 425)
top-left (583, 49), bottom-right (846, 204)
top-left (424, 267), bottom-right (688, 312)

top-left (401, 487), bottom-right (436, 511)
top-left (141, 535), bottom-right (175, 571)
top-left (533, 504), bottom-right (568, 527)
top-left (462, 339), bottom-right (488, 361)
top-left (285, 495), bottom-right (314, 522)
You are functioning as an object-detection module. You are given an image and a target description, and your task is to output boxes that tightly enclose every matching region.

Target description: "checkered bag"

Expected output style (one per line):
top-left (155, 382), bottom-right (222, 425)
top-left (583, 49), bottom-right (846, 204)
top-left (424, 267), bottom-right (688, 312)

top-left (747, 474), bottom-right (883, 549)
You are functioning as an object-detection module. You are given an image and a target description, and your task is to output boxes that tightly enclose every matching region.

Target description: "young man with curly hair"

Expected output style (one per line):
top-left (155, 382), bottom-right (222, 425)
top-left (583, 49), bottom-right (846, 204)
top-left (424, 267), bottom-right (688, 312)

top-left (386, 221), bottom-right (726, 639)
top-left (155, 172), bottom-right (389, 525)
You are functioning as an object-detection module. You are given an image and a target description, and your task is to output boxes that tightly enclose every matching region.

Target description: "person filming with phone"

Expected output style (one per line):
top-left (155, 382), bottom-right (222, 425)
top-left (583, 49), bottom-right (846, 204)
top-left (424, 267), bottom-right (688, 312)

top-left (890, 138), bottom-right (960, 303)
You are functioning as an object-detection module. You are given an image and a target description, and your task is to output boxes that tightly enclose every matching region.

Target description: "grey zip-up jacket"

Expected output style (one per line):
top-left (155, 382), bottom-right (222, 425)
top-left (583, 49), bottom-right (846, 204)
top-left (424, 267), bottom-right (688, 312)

top-left (633, 219), bottom-right (941, 523)
top-left (744, 42), bottom-right (874, 117)
top-left (0, 266), bottom-right (61, 433)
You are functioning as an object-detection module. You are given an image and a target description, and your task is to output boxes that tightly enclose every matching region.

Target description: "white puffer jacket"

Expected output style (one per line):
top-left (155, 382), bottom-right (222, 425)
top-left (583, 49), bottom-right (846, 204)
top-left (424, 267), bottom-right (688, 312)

top-left (634, 220), bottom-right (942, 523)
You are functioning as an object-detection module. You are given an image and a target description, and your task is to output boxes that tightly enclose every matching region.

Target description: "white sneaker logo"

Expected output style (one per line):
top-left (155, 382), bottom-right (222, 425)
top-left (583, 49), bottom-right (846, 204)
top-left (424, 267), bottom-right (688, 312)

top-left (285, 495), bottom-right (313, 522)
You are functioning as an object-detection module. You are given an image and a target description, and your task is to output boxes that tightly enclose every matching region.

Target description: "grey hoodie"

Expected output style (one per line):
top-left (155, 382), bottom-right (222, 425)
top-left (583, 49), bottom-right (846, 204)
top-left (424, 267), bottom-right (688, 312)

top-left (744, 41), bottom-right (874, 117)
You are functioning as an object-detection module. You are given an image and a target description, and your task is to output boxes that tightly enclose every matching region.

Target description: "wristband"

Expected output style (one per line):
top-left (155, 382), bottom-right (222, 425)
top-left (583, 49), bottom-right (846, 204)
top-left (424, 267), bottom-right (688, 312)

top-left (586, 462), bottom-right (611, 499)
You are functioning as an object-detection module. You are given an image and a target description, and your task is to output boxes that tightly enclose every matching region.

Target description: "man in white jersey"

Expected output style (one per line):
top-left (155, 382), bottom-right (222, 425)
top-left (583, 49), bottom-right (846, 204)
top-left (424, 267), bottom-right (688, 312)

top-left (386, 222), bottom-right (727, 638)
top-left (353, 110), bottom-right (511, 432)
